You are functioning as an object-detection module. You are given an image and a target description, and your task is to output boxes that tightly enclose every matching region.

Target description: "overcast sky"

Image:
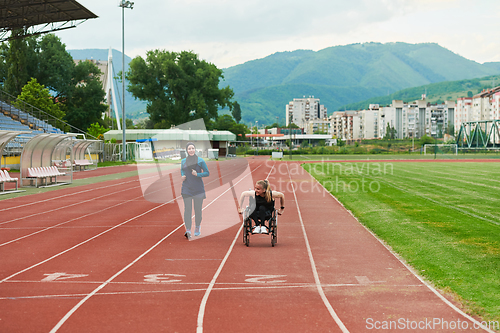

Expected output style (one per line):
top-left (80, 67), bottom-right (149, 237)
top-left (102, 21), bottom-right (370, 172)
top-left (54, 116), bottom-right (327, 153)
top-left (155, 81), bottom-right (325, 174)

top-left (55, 0), bottom-right (500, 69)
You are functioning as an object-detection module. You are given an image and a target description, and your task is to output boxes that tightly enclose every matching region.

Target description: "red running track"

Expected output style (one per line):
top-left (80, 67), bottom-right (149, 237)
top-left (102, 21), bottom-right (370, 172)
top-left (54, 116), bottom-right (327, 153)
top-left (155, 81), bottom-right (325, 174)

top-left (0, 160), bottom-right (494, 332)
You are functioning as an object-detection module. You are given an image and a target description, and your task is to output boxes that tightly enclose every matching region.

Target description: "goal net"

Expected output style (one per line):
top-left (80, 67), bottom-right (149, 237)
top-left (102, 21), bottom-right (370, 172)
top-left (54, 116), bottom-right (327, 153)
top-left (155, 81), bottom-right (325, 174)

top-left (423, 143), bottom-right (458, 155)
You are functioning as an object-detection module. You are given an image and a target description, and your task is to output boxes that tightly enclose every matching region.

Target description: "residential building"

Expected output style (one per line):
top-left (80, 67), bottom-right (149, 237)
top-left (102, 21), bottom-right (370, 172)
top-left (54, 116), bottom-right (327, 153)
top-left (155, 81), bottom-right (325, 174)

top-left (286, 97), bottom-right (327, 128)
top-left (358, 104), bottom-right (379, 139)
top-left (329, 111), bottom-right (360, 142)
top-left (304, 118), bottom-right (330, 134)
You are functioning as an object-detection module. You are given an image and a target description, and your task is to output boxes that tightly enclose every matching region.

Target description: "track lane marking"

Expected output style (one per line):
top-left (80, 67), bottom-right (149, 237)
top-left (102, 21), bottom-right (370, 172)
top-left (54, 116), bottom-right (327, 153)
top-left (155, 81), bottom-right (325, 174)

top-left (0, 172), bottom-right (161, 212)
top-left (286, 162), bottom-right (350, 333)
top-left (48, 224), bottom-right (183, 333)
top-left (309, 165), bottom-right (496, 333)
top-left (1, 161), bottom-right (250, 246)
top-left (48, 159), bottom-right (258, 332)
top-left (0, 185), bottom-right (147, 246)
top-left (0, 201), bottom-right (173, 285)
top-left (196, 162), bottom-right (273, 333)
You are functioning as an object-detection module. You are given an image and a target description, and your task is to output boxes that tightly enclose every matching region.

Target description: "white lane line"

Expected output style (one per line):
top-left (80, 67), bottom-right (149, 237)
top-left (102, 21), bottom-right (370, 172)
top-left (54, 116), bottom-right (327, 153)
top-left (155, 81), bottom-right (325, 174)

top-left (0, 173), bottom-right (150, 212)
top-left (286, 163), bottom-right (350, 333)
top-left (311, 168), bottom-right (496, 333)
top-left (0, 201), bottom-right (172, 285)
top-left (1, 163), bottom-right (248, 245)
top-left (196, 224), bottom-right (243, 333)
top-left (48, 224), bottom-right (183, 333)
top-left (3, 284), bottom-right (323, 301)
top-left (0, 185), bottom-right (145, 247)
top-left (5, 279), bottom-right (423, 288)
top-left (196, 162), bottom-right (272, 333)
top-left (48, 160), bottom-right (257, 332)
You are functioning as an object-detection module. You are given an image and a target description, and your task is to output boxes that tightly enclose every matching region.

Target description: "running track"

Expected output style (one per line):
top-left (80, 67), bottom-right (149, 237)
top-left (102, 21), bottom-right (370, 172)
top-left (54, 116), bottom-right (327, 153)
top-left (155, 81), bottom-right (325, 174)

top-left (0, 158), bottom-right (494, 332)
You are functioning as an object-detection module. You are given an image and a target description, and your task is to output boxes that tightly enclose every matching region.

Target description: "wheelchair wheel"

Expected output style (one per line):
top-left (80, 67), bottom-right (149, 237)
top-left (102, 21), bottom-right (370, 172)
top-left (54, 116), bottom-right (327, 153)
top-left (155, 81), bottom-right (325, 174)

top-left (243, 217), bottom-right (251, 247)
top-left (270, 216), bottom-right (277, 247)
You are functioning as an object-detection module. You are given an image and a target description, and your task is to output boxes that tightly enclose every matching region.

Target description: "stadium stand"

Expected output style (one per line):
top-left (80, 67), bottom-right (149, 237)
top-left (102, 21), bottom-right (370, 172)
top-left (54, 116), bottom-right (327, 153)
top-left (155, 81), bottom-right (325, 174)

top-left (0, 100), bottom-right (64, 134)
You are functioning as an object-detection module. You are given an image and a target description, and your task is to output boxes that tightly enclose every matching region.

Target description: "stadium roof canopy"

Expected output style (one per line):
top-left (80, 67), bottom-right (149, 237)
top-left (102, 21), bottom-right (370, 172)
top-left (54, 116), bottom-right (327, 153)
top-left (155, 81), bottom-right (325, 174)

top-left (0, 0), bottom-right (97, 42)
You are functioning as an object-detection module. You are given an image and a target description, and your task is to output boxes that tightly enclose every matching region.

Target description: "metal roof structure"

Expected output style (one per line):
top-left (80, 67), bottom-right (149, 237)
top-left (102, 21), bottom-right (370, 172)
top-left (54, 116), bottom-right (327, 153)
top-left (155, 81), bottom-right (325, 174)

top-left (103, 129), bottom-right (237, 142)
top-left (0, 130), bottom-right (30, 157)
top-left (0, 0), bottom-right (97, 42)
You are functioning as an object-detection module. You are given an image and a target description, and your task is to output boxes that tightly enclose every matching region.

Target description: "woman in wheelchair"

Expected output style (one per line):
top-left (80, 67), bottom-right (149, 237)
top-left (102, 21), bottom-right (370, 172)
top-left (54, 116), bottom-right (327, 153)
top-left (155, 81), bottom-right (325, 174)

top-left (238, 179), bottom-right (285, 234)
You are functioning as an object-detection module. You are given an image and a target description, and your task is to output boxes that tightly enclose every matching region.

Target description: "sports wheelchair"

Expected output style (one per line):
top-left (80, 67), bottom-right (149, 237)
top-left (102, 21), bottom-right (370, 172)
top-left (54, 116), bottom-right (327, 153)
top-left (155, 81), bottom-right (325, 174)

top-left (242, 198), bottom-right (278, 247)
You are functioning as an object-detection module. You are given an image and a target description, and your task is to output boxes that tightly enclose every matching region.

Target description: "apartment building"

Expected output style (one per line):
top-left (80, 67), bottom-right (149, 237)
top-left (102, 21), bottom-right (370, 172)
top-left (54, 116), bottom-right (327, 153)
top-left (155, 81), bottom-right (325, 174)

top-left (358, 104), bottom-right (379, 139)
top-left (376, 97), bottom-right (454, 139)
top-left (470, 87), bottom-right (500, 122)
top-left (328, 111), bottom-right (360, 142)
top-left (455, 97), bottom-right (473, 131)
top-left (304, 118), bottom-right (330, 134)
top-left (286, 97), bottom-right (328, 128)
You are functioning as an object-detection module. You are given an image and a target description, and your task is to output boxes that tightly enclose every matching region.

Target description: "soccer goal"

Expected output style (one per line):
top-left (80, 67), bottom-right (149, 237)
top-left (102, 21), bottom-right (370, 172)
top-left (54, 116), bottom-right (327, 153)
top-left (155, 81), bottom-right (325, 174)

top-left (423, 143), bottom-right (458, 155)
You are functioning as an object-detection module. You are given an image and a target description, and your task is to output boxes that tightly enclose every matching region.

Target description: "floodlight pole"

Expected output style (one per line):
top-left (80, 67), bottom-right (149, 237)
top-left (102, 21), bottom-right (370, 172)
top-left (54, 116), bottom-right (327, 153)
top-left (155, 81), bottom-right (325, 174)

top-left (289, 114), bottom-right (292, 160)
top-left (119, 0), bottom-right (134, 162)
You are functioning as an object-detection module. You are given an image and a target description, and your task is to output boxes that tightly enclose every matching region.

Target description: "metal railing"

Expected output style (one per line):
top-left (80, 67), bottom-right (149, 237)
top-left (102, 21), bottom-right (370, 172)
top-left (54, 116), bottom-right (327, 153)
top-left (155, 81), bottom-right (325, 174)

top-left (0, 88), bottom-right (95, 139)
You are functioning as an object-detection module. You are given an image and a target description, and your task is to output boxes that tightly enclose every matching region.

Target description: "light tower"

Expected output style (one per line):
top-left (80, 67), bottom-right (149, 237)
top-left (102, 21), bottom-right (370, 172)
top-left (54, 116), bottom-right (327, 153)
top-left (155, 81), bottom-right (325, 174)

top-left (119, 0), bottom-right (134, 161)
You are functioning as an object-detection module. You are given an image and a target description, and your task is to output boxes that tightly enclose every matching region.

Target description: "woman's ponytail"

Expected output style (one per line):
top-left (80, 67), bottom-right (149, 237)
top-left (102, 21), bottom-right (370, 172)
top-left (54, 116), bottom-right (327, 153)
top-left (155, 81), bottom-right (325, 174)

top-left (257, 179), bottom-right (272, 203)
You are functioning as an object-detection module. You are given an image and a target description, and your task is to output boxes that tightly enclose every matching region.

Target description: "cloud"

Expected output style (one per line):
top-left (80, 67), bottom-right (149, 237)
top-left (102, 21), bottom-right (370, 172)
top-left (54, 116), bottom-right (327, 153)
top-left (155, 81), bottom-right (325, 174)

top-left (56, 0), bottom-right (500, 68)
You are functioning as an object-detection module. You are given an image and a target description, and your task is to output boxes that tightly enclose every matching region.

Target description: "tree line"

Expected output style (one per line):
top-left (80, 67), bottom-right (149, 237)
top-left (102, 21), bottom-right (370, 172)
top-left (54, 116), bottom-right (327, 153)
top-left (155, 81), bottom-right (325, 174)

top-left (1, 32), bottom-right (250, 138)
top-left (0, 31), bottom-right (107, 132)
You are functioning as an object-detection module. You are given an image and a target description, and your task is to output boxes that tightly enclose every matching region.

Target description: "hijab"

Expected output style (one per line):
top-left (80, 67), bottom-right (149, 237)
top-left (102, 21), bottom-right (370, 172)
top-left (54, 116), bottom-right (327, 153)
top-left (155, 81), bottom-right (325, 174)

top-left (185, 142), bottom-right (198, 167)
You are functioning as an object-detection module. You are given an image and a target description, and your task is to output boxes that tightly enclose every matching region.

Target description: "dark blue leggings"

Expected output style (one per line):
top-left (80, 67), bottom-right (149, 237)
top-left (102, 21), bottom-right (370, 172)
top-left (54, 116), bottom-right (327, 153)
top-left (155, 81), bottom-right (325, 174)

top-left (182, 195), bottom-right (203, 230)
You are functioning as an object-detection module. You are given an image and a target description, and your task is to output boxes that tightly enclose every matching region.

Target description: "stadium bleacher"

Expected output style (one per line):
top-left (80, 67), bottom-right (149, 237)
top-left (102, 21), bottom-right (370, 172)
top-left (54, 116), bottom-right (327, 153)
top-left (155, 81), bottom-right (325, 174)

top-left (0, 99), bottom-right (65, 154)
top-left (0, 101), bottom-right (64, 135)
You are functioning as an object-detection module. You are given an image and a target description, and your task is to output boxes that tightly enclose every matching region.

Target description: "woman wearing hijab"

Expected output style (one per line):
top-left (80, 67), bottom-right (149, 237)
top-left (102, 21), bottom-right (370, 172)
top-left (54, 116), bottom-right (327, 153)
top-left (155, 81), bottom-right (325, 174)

top-left (181, 142), bottom-right (210, 239)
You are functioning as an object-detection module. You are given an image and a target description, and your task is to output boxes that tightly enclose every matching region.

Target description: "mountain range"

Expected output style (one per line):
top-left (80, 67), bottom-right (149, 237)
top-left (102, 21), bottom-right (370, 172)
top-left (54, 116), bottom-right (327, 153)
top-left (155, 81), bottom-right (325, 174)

top-left (69, 43), bottom-right (500, 126)
top-left (222, 42), bottom-right (500, 125)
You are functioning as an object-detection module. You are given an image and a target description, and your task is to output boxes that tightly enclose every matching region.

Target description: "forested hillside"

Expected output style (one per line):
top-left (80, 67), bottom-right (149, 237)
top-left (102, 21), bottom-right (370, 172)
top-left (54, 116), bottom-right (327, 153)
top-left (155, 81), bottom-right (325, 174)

top-left (339, 74), bottom-right (500, 111)
top-left (222, 42), bottom-right (500, 125)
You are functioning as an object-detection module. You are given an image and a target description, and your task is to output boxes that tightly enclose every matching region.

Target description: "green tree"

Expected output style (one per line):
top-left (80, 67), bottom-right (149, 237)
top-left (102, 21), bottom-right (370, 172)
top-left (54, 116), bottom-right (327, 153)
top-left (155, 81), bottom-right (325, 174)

top-left (214, 114), bottom-right (236, 131)
top-left (126, 118), bottom-right (136, 129)
top-left (232, 101), bottom-right (242, 123)
top-left (419, 135), bottom-right (434, 146)
top-left (14, 78), bottom-right (64, 119)
top-left (65, 60), bottom-right (107, 131)
top-left (229, 123), bottom-right (248, 140)
top-left (213, 114), bottom-right (248, 139)
top-left (4, 30), bottom-right (30, 96)
top-left (37, 34), bottom-right (74, 99)
top-left (0, 42), bottom-right (9, 84)
top-left (383, 123), bottom-right (397, 140)
top-left (126, 50), bottom-right (234, 128)
top-left (87, 122), bottom-right (109, 140)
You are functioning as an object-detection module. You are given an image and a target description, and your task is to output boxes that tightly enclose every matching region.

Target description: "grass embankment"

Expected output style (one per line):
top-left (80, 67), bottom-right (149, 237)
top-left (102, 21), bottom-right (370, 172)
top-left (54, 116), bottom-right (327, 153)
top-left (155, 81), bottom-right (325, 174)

top-left (304, 161), bottom-right (500, 327)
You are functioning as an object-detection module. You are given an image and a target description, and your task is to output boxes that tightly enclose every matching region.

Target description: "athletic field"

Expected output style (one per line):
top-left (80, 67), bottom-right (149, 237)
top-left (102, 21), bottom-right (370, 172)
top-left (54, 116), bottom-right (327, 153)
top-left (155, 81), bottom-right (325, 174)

top-left (304, 159), bottom-right (500, 326)
top-left (0, 158), bottom-right (499, 332)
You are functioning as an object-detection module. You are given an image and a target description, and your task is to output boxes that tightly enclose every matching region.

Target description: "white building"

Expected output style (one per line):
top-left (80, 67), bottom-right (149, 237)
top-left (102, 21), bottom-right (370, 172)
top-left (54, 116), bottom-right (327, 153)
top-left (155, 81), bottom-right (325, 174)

top-left (455, 97), bottom-right (472, 133)
top-left (304, 118), bottom-right (330, 134)
top-left (328, 111), bottom-right (360, 142)
top-left (377, 98), bottom-right (454, 139)
top-left (471, 87), bottom-right (500, 122)
top-left (358, 105), bottom-right (379, 139)
top-left (286, 97), bottom-right (328, 129)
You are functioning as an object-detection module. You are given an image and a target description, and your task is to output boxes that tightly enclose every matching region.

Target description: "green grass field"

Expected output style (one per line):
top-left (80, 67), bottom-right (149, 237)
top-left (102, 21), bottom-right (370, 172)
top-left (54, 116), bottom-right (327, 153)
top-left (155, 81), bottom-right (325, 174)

top-left (303, 161), bottom-right (500, 327)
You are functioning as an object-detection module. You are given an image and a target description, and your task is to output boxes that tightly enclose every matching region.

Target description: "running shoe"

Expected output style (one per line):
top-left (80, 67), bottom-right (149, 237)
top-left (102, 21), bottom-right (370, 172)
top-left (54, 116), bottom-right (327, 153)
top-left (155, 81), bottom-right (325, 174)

top-left (252, 225), bottom-right (261, 234)
top-left (184, 231), bottom-right (191, 239)
top-left (260, 226), bottom-right (268, 234)
top-left (194, 226), bottom-right (201, 236)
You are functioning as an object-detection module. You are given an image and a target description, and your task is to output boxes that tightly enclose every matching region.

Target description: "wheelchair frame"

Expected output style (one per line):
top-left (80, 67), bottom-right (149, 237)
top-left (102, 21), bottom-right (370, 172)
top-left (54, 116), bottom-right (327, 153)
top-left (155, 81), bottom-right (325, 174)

top-left (242, 204), bottom-right (278, 247)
